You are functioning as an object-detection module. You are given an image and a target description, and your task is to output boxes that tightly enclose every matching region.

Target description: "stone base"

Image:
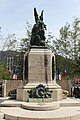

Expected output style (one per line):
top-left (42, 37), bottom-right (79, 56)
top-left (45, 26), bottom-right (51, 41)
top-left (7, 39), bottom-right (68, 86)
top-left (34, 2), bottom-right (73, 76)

top-left (17, 82), bottom-right (63, 102)
top-left (29, 98), bottom-right (53, 102)
top-left (21, 102), bottom-right (60, 111)
top-left (17, 48), bottom-right (63, 102)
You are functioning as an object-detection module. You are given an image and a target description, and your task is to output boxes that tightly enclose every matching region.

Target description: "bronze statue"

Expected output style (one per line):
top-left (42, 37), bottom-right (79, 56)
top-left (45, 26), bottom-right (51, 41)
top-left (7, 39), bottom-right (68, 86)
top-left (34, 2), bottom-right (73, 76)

top-left (30, 8), bottom-right (47, 46)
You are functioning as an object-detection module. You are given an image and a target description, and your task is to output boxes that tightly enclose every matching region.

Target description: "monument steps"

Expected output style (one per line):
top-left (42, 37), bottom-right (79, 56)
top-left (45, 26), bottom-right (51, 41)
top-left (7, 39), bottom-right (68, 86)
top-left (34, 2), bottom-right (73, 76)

top-left (0, 112), bottom-right (5, 120)
top-left (1, 98), bottom-right (80, 120)
top-left (1, 106), bottom-right (80, 120)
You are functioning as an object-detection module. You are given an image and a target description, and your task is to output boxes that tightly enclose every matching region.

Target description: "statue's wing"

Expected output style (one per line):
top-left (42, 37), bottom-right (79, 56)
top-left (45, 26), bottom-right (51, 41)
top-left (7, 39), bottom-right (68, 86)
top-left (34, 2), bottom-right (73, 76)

top-left (40, 10), bottom-right (44, 21)
top-left (34, 8), bottom-right (38, 23)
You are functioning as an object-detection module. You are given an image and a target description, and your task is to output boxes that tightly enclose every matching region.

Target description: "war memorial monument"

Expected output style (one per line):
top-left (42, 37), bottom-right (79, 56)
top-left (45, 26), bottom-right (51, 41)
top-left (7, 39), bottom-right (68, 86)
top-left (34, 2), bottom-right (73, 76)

top-left (1, 8), bottom-right (80, 120)
top-left (17, 8), bottom-right (63, 102)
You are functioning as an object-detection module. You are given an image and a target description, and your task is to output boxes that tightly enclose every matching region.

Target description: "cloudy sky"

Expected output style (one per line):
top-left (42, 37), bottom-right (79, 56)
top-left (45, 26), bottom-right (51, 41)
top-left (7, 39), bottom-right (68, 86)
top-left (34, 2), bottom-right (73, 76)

top-left (0, 0), bottom-right (80, 50)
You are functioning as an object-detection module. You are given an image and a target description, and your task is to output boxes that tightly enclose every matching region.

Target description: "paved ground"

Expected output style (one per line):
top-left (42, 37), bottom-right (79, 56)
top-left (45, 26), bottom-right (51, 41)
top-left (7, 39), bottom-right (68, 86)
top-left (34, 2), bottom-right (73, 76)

top-left (0, 97), bottom-right (80, 120)
top-left (0, 97), bottom-right (9, 120)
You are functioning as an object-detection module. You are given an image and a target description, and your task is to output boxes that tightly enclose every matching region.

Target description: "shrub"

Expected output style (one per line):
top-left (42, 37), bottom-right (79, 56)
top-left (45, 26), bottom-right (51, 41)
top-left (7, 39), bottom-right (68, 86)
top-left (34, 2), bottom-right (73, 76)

top-left (8, 89), bottom-right (16, 99)
top-left (63, 90), bottom-right (69, 96)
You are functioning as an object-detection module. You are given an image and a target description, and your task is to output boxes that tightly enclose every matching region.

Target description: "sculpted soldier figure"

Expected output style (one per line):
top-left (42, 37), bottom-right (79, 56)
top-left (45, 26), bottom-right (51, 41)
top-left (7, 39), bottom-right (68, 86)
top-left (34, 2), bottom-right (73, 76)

top-left (30, 8), bottom-right (47, 46)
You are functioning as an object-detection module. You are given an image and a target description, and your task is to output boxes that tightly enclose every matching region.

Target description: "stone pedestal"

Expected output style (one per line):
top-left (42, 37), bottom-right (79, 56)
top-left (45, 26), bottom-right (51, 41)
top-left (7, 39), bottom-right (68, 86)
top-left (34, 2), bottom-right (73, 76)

top-left (17, 48), bottom-right (63, 101)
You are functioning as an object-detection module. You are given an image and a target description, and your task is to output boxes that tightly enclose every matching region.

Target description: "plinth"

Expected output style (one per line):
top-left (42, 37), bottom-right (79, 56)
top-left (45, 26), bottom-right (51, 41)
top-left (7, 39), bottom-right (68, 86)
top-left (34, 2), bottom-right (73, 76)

top-left (17, 48), bottom-right (63, 101)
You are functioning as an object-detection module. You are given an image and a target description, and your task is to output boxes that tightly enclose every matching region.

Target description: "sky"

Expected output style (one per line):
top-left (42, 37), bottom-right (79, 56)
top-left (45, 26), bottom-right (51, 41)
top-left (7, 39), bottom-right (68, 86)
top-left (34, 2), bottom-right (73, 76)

top-left (0, 0), bottom-right (80, 50)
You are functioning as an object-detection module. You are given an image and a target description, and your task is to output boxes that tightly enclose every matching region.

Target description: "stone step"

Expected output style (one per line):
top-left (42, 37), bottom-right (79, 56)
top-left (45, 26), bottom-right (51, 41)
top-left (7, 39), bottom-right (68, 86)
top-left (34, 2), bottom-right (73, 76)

top-left (21, 102), bottom-right (60, 111)
top-left (1, 97), bottom-right (80, 107)
top-left (0, 119), bottom-right (6, 120)
top-left (0, 112), bottom-right (4, 119)
top-left (1, 97), bottom-right (80, 120)
top-left (1, 106), bottom-right (80, 120)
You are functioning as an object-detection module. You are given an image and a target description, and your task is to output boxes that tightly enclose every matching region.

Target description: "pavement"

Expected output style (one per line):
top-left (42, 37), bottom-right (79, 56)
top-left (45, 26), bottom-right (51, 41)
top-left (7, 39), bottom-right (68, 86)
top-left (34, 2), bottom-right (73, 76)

top-left (0, 97), bottom-right (9, 119)
top-left (0, 97), bottom-right (80, 120)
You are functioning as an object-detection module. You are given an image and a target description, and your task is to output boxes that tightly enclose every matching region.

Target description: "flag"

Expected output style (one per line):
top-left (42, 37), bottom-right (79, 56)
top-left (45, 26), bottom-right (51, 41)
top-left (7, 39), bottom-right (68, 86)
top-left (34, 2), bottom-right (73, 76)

top-left (58, 66), bottom-right (62, 80)
top-left (64, 69), bottom-right (67, 73)
top-left (64, 67), bottom-right (67, 76)
top-left (59, 72), bottom-right (62, 80)
top-left (8, 65), bottom-right (12, 74)
top-left (12, 64), bottom-right (18, 80)
top-left (12, 69), bottom-right (17, 80)
top-left (12, 73), bottom-right (17, 80)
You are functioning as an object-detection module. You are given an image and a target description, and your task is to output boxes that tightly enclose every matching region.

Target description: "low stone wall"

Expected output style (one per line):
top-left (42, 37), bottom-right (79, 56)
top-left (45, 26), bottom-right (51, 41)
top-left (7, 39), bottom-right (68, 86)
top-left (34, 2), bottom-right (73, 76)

top-left (5, 80), bottom-right (22, 96)
top-left (57, 80), bottom-right (72, 96)
top-left (1, 80), bottom-right (72, 97)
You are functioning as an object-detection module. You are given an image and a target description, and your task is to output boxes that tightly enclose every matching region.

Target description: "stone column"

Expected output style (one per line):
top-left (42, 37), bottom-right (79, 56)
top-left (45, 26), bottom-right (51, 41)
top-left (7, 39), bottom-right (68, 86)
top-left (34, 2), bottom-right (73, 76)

top-left (17, 48), bottom-right (63, 101)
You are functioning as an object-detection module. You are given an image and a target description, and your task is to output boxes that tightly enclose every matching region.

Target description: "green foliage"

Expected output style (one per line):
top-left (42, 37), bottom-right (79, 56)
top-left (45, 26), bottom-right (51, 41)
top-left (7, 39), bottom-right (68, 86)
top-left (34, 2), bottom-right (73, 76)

top-left (8, 89), bottom-right (16, 99)
top-left (47, 17), bottom-right (80, 61)
top-left (17, 22), bottom-right (32, 79)
top-left (0, 64), bottom-right (12, 80)
top-left (1, 18), bottom-right (80, 80)
top-left (3, 34), bottom-right (17, 51)
top-left (19, 21), bottom-right (32, 53)
top-left (63, 90), bottom-right (69, 96)
top-left (56, 55), bottom-right (80, 80)
top-left (16, 53), bottom-right (24, 80)
top-left (47, 17), bottom-right (80, 79)
top-left (19, 38), bottom-right (30, 52)
top-left (8, 89), bottom-right (16, 95)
